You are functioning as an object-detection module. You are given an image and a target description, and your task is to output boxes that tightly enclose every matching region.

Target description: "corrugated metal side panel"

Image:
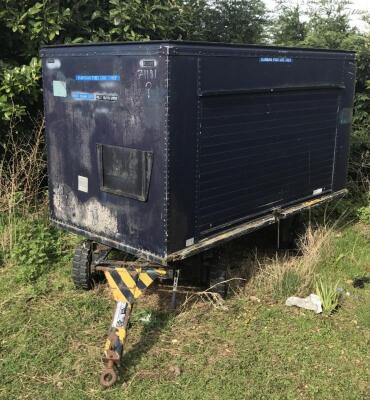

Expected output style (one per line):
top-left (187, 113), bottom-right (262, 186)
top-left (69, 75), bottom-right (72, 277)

top-left (197, 89), bottom-right (340, 236)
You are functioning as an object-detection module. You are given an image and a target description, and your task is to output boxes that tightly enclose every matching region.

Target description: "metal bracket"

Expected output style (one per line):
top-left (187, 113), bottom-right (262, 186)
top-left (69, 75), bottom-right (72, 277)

top-left (96, 264), bottom-right (170, 387)
top-left (272, 207), bottom-right (282, 249)
top-left (171, 269), bottom-right (180, 310)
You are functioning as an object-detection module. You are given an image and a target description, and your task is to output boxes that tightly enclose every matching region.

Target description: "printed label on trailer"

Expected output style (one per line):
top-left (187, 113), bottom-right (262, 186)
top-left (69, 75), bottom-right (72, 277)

top-left (75, 75), bottom-right (120, 81)
top-left (72, 92), bottom-right (95, 100)
top-left (96, 94), bottom-right (118, 102)
top-left (139, 59), bottom-right (158, 68)
top-left (71, 92), bottom-right (118, 101)
top-left (313, 188), bottom-right (323, 195)
top-left (53, 80), bottom-right (67, 97)
top-left (259, 57), bottom-right (293, 63)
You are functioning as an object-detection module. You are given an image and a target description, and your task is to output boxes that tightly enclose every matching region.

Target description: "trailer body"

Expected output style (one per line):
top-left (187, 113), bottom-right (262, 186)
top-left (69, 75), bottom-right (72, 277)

top-left (40, 41), bottom-right (356, 264)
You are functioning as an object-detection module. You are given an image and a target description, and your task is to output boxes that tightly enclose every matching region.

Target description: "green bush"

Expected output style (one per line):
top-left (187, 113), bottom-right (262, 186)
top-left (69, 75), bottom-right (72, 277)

top-left (0, 58), bottom-right (41, 120)
top-left (357, 206), bottom-right (370, 223)
top-left (10, 218), bottom-right (61, 283)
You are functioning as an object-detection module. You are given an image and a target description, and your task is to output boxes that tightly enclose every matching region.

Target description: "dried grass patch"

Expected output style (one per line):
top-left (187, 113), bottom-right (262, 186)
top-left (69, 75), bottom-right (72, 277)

top-left (244, 225), bottom-right (336, 299)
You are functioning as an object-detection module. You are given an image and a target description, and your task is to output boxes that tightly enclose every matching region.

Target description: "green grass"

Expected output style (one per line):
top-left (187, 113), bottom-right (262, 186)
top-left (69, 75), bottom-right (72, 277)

top-left (0, 223), bottom-right (369, 400)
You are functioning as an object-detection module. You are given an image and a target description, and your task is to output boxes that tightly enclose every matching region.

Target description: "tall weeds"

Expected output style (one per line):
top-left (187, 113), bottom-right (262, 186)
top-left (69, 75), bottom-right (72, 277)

top-left (0, 114), bottom-right (46, 212)
top-left (249, 225), bottom-right (335, 299)
top-left (0, 114), bottom-right (46, 255)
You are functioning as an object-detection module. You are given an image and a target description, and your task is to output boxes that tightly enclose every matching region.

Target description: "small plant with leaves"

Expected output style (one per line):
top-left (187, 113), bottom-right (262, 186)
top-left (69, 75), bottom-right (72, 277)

top-left (357, 205), bottom-right (370, 223)
top-left (10, 218), bottom-right (61, 283)
top-left (315, 277), bottom-right (341, 315)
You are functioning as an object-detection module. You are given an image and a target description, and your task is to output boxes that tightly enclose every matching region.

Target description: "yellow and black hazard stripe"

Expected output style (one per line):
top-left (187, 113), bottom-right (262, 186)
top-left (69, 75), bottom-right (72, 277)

top-left (104, 267), bottom-right (167, 304)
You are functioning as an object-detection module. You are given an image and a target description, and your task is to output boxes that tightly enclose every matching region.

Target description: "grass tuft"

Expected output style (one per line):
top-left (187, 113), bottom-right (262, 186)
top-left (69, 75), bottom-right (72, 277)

top-left (249, 225), bottom-right (334, 300)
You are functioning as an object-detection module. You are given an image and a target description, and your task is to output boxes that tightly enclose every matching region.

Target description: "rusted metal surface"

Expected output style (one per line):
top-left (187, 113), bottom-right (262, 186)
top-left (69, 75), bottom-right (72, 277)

top-left (100, 365), bottom-right (118, 388)
top-left (100, 344), bottom-right (120, 388)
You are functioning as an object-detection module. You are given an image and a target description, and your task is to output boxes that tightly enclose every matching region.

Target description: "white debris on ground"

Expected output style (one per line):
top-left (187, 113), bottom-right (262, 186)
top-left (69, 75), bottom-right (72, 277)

top-left (285, 294), bottom-right (323, 314)
top-left (138, 312), bottom-right (152, 324)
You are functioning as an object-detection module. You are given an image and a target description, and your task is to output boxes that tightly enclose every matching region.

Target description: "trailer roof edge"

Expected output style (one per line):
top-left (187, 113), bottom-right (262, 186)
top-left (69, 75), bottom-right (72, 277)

top-left (40, 40), bottom-right (355, 55)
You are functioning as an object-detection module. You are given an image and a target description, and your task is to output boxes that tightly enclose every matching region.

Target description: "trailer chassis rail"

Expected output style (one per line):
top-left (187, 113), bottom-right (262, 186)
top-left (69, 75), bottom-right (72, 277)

top-left (168, 189), bottom-right (347, 262)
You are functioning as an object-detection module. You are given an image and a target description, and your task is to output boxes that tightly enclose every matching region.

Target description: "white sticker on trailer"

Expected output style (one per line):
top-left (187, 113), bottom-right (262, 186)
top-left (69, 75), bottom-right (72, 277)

top-left (78, 175), bottom-right (88, 193)
top-left (186, 237), bottom-right (194, 247)
top-left (52, 80), bottom-right (67, 97)
top-left (313, 188), bottom-right (323, 195)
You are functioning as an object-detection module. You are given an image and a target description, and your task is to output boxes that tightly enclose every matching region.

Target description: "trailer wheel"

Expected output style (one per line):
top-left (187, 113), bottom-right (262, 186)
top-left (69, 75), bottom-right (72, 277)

top-left (209, 264), bottom-right (228, 299)
top-left (203, 250), bottom-right (228, 299)
top-left (279, 214), bottom-right (305, 249)
top-left (72, 241), bottom-right (94, 290)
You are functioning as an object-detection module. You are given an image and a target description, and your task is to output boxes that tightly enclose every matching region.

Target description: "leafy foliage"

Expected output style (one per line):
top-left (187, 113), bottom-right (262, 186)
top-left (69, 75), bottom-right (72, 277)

top-left (357, 205), bottom-right (370, 223)
top-left (10, 218), bottom-right (61, 283)
top-left (0, 58), bottom-right (41, 120)
top-left (108, 0), bottom-right (185, 41)
top-left (271, 2), bottom-right (307, 45)
top-left (201, 0), bottom-right (267, 43)
top-left (303, 0), bottom-right (355, 49)
top-left (315, 277), bottom-right (341, 314)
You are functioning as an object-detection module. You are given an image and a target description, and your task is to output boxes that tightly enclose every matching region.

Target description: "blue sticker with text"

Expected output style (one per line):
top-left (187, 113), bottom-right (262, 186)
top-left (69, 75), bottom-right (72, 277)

top-left (71, 92), bottom-right (95, 100)
top-left (259, 57), bottom-right (293, 63)
top-left (75, 75), bottom-right (120, 81)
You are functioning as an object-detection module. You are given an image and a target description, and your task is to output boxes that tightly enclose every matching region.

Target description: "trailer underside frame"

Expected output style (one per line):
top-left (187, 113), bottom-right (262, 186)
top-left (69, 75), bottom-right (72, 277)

top-left (54, 189), bottom-right (347, 266)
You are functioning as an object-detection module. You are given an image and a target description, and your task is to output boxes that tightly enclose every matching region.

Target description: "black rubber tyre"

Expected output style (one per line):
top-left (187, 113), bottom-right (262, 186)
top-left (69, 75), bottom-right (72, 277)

top-left (209, 265), bottom-right (228, 299)
top-left (72, 241), bottom-right (94, 290)
top-left (279, 214), bottom-right (305, 250)
top-left (203, 250), bottom-right (228, 299)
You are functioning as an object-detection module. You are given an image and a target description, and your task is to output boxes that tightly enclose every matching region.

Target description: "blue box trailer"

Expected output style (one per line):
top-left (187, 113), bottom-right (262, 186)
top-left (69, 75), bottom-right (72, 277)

top-left (41, 40), bottom-right (355, 265)
top-left (40, 41), bottom-right (356, 385)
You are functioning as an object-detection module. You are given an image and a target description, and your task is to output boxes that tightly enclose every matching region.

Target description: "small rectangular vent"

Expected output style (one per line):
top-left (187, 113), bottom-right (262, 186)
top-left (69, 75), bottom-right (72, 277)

top-left (97, 144), bottom-right (153, 201)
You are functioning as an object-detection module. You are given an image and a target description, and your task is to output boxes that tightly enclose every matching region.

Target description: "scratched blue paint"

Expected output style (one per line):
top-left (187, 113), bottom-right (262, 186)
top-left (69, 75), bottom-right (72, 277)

top-left (75, 75), bottom-right (120, 81)
top-left (259, 57), bottom-right (293, 63)
top-left (71, 92), bottom-right (95, 100)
